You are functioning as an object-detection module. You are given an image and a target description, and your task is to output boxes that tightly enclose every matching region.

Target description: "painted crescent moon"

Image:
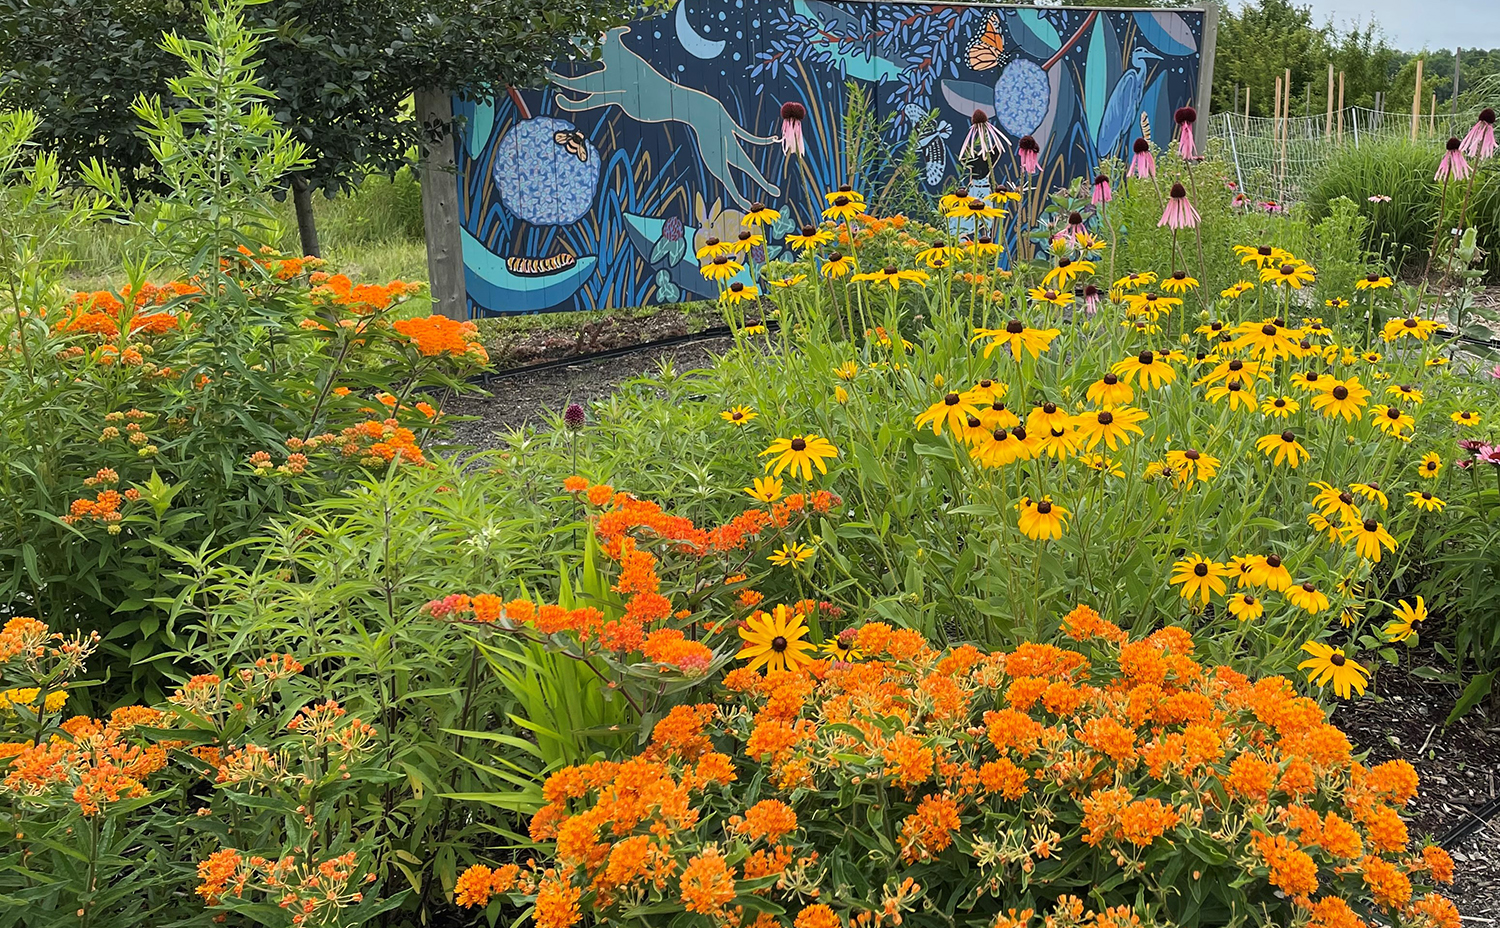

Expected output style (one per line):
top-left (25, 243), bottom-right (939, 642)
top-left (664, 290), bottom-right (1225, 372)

top-left (675, 0), bottom-right (725, 60)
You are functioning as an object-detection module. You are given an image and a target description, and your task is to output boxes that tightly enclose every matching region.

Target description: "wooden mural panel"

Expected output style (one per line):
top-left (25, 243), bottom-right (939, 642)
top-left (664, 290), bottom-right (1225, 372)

top-left (453, 2), bottom-right (1209, 316)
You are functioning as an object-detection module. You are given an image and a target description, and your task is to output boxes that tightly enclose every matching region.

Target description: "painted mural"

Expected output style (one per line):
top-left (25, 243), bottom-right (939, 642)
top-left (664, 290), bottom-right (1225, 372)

top-left (454, 2), bottom-right (1207, 316)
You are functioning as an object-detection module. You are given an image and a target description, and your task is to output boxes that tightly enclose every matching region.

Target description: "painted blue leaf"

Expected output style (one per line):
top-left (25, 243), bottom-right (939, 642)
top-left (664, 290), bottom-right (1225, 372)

top-left (1084, 19), bottom-right (1109, 144)
top-left (1005, 9), bottom-right (1061, 59)
top-left (1135, 11), bottom-right (1197, 57)
top-left (940, 79), bottom-right (996, 120)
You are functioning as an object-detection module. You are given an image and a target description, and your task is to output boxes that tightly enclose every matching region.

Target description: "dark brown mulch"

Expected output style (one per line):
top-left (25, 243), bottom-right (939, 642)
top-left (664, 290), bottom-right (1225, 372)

top-left (442, 336), bottom-right (733, 443)
top-left (484, 309), bottom-right (713, 369)
top-left (1334, 658), bottom-right (1500, 915)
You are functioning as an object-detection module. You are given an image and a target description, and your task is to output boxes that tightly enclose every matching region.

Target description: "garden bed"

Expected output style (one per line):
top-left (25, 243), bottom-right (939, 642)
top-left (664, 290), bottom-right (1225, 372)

top-left (1337, 658), bottom-right (1500, 915)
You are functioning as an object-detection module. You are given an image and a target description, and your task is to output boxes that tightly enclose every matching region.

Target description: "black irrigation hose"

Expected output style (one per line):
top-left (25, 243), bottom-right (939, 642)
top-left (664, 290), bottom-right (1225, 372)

top-left (1438, 795), bottom-right (1500, 850)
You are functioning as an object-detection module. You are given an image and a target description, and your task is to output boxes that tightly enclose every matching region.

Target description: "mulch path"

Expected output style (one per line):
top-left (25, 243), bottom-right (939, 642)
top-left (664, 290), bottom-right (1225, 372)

top-left (443, 335), bottom-right (733, 442)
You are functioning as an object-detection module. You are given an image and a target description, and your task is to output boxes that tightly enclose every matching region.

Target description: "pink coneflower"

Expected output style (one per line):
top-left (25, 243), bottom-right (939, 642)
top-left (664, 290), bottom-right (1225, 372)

top-left (1231, 192), bottom-right (1251, 208)
top-left (1479, 444), bottom-right (1500, 466)
top-left (961, 110), bottom-right (1005, 163)
top-left (1489, 362), bottom-right (1500, 380)
top-left (1367, 194), bottom-right (1391, 203)
top-left (1174, 107), bottom-right (1198, 160)
top-left (1127, 138), bottom-right (1155, 178)
top-left (1018, 135), bottom-right (1040, 174)
top-left (1082, 284), bottom-right (1102, 315)
top-left (1261, 200), bottom-right (1285, 214)
top-left (1437, 136), bottom-right (1472, 182)
top-left (1460, 108), bottom-right (1496, 160)
top-left (1066, 210), bottom-right (1086, 238)
top-left (1159, 182), bottom-right (1199, 229)
top-left (1459, 439), bottom-right (1485, 454)
top-left (1091, 173), bottom-right (1112, 204)
top-left (780, 102), bottom-right (807, 156)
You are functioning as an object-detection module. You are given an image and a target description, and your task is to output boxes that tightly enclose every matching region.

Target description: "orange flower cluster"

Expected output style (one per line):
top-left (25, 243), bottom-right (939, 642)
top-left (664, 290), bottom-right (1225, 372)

top-left (309, 272), bottom-right (423, 316)
top-left (455, 604), bottom-right (1459, 925)
top-left (337, 419), bottom-right (427, 468)
top-left (391, 314), bottom-right (489, 364)
top-left (585, 479), bottom-right (839, 559)
top-left (195, 847), bottom-right (372, 926)
top-left (1, 709), bottom-right (167, 816)
top-left (53, 281), bottom-right (198, 337)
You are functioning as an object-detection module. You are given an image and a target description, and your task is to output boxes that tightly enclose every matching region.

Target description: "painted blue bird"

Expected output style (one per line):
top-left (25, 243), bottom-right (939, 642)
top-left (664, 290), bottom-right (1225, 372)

top-left (1095, 47), bottom-right (1161, 163)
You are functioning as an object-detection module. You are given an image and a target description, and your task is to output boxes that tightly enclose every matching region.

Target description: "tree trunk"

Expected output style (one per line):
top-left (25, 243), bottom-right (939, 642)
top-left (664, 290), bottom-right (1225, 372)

top-left (290, 174), bottom-right (322, 258)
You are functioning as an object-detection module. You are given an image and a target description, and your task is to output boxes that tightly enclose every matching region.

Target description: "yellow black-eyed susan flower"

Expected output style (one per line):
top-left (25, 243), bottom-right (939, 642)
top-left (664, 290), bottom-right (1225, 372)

top-left (1206, 378), bottom-right (1257, 411)
top-left (1170, 554), bottom-right (1230, 604)
top-left (1354, 273), bottom-right (1393, 290)
top-left (786, 225), bottom-right (834, 251)
top-left (1310, 377), bottom-right (1371, 421)
top-left (1086, 372), bottom-right (1133, 407)
top-left (1298, 642), bottom-right (1368, 698)
top-left (760, 434), bottom-right (839, 480)
top-left (1341, 517), bottom-right (1397, 562)
top-left (1017, 495), bottom-right (1070, 540)
top-left (1417, 452), bottom-right (1443, 479)
top-left (1260, 261), bottom-right (1316, 289)
top-left (1161, 270), bottom-right (1199, 294)
top-left (820, 253), bottom-right (856, 279)
top-left (1227, 592), bottom-right (1263, 621)
top-left (1286, 582), bottom-right (1330, 614)
top-left (1407, 490), bottom-right (1446, 512)
top-left (1074, 405), bottom-right (1148, 450)
top-left (721, 405), bottom-right (758, 426)
top-left (1256, 430), bottom-right (1309, 468)
top-left (915, 391), bottom-right (983, 436)
top-left (1261, 395), bottom-right (1299, 418)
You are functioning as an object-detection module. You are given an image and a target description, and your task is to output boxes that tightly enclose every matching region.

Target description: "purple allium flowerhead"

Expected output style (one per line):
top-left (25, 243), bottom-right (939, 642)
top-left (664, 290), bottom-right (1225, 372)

top-left (564, 403), bottom-right (586, 431)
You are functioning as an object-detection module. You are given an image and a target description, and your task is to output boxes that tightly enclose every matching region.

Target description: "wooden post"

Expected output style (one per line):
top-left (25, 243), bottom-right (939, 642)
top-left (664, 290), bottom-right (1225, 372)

top-left (1274, 75), bottom-right (1283, 138)
top-left (1411, 58), bottom-right (1424, 140)
top-left (1337, 71), bottom-right (1345, 142)
top-left (1453, 47), bottom-right (1462, 117)
top-left (1245, 84), bottom-right (1251, 118)
top-left (1284, 68), bottom-right (1293, 138)
top-left (1197, 2), bottom-right (1220, 119)
top-left (1326, 63), bottom-right (1335, 137)
top-left (1430, 92), bottom-right (1437, 134)
top-left (416, 87), bottom-right (467, 320)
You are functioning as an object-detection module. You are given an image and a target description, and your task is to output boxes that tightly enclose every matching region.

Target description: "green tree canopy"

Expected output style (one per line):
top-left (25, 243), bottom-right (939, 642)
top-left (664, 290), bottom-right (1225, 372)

top-left (0, 0), bottom-right (654, 253)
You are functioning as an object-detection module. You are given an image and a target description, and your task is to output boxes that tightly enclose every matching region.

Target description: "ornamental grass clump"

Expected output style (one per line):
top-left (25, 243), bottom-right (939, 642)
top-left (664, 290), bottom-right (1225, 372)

top-left (457, 606), bottom-right (1457, 928)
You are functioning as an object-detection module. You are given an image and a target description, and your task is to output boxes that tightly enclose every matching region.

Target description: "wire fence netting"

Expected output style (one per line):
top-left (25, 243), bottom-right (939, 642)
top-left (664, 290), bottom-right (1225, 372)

top-left (1207, 106), bottom-right (1467, 205)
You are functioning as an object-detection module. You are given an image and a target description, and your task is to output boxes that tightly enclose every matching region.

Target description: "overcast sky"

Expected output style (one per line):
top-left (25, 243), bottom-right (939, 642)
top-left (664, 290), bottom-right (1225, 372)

top-left (1295, 0), bottom-right (1500, 50)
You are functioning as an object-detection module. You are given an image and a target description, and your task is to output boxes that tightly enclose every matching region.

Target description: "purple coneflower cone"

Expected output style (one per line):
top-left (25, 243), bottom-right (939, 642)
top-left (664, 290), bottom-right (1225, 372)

top-left (1083, 284), bottom-right (1102, 315)
top-left (1459, 438), bottom-right (1485, 454)
top-left (1159, 182), bottom-right (1200, 230)
top-left (563, 403), bottom-right (586, 431)
top-left (1127, 138), bottom-right (1156, 179)
top-left (780, 101), bottom-right (807, 156)
top-left (1066, 210), bottom-right (1086, 238)
top-left (1091, 174), bottom-right (1112, 205)
top-left (1174, 107), bottom-right (1198, 160)
top-left (1436, 137), bottom-right (1472, 182)
top-left (1460, 107), bottom-right (1496, 160)
top-left (1018, 135), bottom-right (1040, 175)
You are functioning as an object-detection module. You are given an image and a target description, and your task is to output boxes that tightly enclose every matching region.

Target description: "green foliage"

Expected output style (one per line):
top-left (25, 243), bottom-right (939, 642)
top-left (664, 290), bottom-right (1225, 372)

top-left (0, 0), bottom-right (656, 205)
top-left (0, 0), bottom-right (483, 700)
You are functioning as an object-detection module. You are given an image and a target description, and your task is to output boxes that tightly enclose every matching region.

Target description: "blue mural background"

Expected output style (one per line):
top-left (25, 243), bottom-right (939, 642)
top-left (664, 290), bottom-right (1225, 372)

top-left (454, 2), bottom-right (1207, 316)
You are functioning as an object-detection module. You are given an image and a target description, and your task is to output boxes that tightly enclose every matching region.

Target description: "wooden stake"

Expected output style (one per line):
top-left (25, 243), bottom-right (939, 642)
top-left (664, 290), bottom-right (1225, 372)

top-left (1430, 92), bottom-right (1437, 133)
top-left (1245, 84), bottom-right (1251, 118)
top-left (1411, 58), bottom-right (1424, 140)
top-left (1274, 75), bottom-right (1283, 137)
top-left (1326, 63), bottom-right (1335, 137)
top-left (1337, 71), bottom-right (1345, 142)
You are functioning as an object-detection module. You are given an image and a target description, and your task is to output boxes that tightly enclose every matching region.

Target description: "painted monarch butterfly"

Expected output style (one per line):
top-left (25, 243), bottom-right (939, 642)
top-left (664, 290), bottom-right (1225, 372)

top-left (553, 130), bottom-right (590, 163)
top-left (966, 13), bottom-right (1008, 72)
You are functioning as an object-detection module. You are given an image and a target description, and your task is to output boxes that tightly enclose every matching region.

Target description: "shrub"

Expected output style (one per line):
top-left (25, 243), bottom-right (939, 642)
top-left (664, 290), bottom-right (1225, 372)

top-left (0, 3), bottom-right (486, 698)
top-left (454, 610), bottom-right (1459, 926)
top-left (0, 615), bottom-right (403, 927)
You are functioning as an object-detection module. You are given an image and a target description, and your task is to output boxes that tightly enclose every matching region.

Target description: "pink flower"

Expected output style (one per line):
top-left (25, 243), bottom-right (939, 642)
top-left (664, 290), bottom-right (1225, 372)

top-left (1460, 107), bottom-right (1496, 160)
top-left (1368, 194), bottom-right (1392, 203)
top-left (1231, 192), bottom-right (1251, 208)
top-left (1083, 284), bottom-right (1102, 315)
top-left (1127, 138), bottom-right (1155, 179)
top-left (1159, 182), bottom-right (1199, 230)
top-left (1261, 200), bottom-right (1285, 214)
top-left (1489, 362), bottom-right (1500, 380)
top-left (1018, 135), bottom-right (1040, 175)
top-left (1174, 107), bottom-right (1198, 160)
top-left (1436, 137), bottom-right (1471, 182)
top-left (1066, 210), bottom-right (1086, 239)
top-left (960, 110), bottom-right (1005, 163)
top-left (1091, 173), bottom-right (1112, 205)
top-left (780, 102), bottom-right (807, 157)
top-left (1479, 444), bottom-right (1500, 466)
